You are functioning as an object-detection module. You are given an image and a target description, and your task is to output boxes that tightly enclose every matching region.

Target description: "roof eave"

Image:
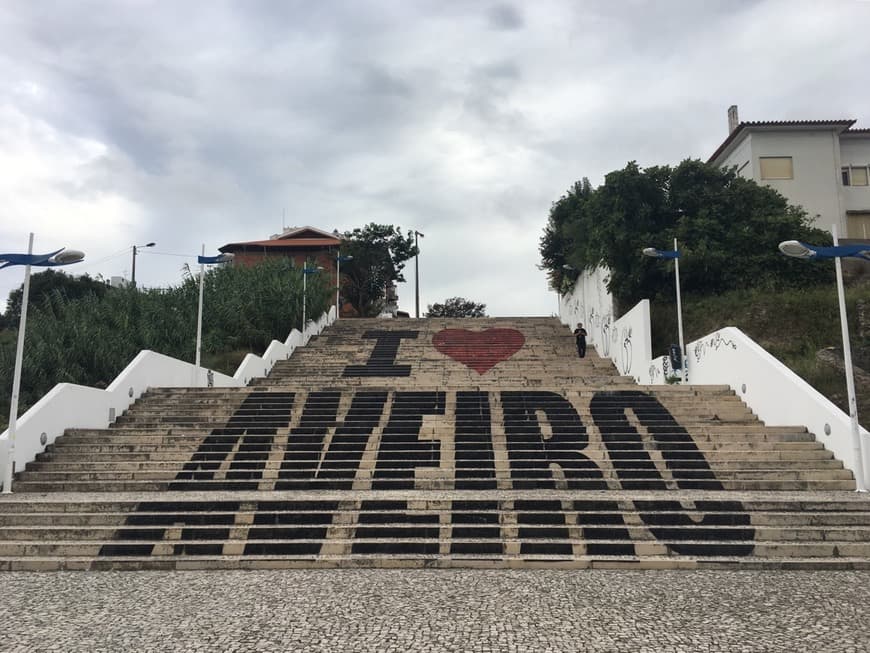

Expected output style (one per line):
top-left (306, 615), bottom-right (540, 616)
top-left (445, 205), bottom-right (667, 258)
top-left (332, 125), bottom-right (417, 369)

top-left (708, 120), bottom-right (857, 165)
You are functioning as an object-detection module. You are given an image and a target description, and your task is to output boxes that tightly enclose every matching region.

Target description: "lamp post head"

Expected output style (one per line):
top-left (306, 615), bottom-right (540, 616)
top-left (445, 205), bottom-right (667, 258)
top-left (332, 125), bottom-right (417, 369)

top-left (0, 247), bottom-right (86, 269)
top-left (337, 255), bottom-right (353, 262)
top-left (778, 240), bottom-right (816, 259)
top-left (50, 249), bottom-right (85, 265)
top-left (198, 252), bottom-right (234, 265)
top-left (778, 240), bottom-right (870, 261)
top-left (642, 247), bottom-right (679, 260)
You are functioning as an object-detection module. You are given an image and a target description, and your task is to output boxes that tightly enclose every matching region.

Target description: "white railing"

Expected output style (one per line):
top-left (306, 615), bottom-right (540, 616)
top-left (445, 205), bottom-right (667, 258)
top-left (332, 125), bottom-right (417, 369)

top-left (646, 326), bottom-right (870, 490)
top-left (0, 306), bottom-right (336, 490)
top-left (561, 268), bottom-right (868, 487)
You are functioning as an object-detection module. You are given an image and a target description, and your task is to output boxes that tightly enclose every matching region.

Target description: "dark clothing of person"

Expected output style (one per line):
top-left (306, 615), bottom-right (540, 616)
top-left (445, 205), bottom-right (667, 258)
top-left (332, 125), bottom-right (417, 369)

top-left (573, 327), bottom-right (588, 358)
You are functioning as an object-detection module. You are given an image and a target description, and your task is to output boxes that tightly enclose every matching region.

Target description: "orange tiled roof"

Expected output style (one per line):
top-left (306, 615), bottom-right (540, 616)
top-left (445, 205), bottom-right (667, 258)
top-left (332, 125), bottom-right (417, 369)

top-left (220, 237), bottom-right (340, 252)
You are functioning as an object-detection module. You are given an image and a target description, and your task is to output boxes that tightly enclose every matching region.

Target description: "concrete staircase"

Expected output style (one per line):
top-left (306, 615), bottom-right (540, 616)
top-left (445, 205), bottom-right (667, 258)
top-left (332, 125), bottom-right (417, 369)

top-left (2, 317), bottom-right (869, 570)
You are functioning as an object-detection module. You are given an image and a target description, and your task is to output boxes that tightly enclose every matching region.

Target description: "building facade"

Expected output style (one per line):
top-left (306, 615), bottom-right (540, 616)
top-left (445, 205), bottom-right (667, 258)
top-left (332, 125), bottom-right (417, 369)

top-left (708, 106), bottom-right (870, 239)
top-left (219, 226), bottom-right (400, 317)
top-left (219, 226), bottom-right (344, 271)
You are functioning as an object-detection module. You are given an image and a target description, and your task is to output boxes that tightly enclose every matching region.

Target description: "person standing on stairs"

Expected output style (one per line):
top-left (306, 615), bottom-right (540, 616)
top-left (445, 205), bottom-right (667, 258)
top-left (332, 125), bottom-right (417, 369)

top-left (573, 324), bottom-right (587, 358)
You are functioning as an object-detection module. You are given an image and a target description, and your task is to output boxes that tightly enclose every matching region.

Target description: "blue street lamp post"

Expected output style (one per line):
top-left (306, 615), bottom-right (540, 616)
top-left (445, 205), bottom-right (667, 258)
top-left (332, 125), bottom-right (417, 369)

top-left (1, 234), bottom-right (85, 493)
top-left (302, 265), bottom-right (324, 342)
top-left (194, 247), bottom-right (234, 387)
top-left (643, 238), bottom-right (687, 384)
top-left (335, 254), bottom-right (353, 319)
top-left (779, 224), bottom-right (869, 491)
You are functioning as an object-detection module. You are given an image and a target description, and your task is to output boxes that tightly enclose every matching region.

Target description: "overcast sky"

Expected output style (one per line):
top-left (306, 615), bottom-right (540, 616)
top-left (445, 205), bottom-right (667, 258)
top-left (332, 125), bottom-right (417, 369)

top-left (1, 0), bottom-right (869, 318)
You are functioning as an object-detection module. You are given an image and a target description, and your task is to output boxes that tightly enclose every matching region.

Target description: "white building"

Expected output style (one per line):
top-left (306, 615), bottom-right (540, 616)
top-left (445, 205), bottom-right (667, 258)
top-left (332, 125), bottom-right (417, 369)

top-left (708, 106), bottom-right (870, 238)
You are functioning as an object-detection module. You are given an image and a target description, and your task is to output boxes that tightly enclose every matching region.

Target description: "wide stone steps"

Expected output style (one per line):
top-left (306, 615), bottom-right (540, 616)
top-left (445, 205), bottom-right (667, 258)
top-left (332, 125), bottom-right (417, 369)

top-left (1, 492), bottom-right (870, 570)
top-left (259, 318), bottom-right (620, 387)
top-left (4, 316), bottom-right (870, 570)
top-left (11, 480), bottom-right (857, 493)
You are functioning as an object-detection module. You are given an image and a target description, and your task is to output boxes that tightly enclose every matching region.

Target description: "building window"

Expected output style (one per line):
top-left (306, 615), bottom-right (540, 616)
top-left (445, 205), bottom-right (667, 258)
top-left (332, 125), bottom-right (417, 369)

top-left (759, 156), bottom-right (794, 180)
top-left (842, 166), bottom-right (870, 186)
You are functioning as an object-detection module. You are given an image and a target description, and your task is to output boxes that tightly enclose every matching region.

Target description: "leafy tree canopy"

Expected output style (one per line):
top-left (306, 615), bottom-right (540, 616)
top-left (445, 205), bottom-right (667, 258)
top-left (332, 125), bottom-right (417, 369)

top-left (425, 297), bottom-right (487, 318)
top-left (2, 270), bottom-right (110, 328)
top-left (540, 159), bottom-right (833, 312)
top-left (340, 223), bottom-right (418, 317)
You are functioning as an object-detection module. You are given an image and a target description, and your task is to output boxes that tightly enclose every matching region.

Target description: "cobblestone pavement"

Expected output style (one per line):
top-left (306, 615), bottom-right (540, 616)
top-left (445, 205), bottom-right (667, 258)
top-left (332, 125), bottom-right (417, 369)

top-left (2, 570), bottom-right (869, 652)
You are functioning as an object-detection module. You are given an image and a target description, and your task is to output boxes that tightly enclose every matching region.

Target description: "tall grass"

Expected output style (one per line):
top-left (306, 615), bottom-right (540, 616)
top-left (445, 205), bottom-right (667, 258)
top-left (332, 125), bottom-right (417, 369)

top-left (0, 258), bottom-right (332, 429)
top-left (649, 282), bottom-right (870, 423)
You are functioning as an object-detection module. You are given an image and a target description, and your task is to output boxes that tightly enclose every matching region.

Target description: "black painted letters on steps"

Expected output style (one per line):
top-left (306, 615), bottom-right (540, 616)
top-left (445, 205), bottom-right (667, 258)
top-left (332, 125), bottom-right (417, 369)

top-left (103, 387), bottom-right (755, 559)
top-left (343, 330), bottom-right (418, 377)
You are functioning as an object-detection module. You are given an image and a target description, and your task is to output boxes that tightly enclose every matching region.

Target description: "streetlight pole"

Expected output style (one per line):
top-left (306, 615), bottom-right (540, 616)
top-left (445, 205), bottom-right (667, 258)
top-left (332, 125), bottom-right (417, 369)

top-left (642, 240), bottom-right (687, 384)
top-left (131, 241), bottom-right (155, 287)
top-left (673, 238), bottom-right (687, 385)
top-left (779, 226), bottom-right (869, 491)
top-left (1, 235), bottom-right (85, 493)
top-left (335, 254), bottom-right (353, 319)
top-left (414, 230), bottom-right (424, 318)
top-left (194, 247), bottom-right (234, 386)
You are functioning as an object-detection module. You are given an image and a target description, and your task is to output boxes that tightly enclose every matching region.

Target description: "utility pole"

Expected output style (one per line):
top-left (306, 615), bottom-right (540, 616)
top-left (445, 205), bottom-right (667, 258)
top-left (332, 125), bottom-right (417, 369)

top-left (131, 242), bottom-right (155, 287)
top-left (414, 230), bottom-right (424, 318)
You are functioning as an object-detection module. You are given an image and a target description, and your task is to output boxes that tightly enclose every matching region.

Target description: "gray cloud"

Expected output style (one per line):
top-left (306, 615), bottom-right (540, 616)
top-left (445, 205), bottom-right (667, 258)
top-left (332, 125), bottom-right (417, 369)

top-left (487, 4), bottom-right (524, 31)
top-left (1, 0), bottom-right (868, 318)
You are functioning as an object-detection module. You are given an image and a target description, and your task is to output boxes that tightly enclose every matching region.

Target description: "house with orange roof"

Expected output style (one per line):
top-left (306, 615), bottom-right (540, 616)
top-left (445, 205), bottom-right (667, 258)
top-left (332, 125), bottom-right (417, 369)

top-left (219, 226), bottom-right (344, 271)
top-left (219, 226), bottom-right (400, 317)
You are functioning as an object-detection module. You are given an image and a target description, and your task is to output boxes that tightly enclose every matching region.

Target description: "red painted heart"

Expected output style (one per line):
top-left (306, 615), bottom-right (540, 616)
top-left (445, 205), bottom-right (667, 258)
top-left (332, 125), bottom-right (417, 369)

top-left (432, 328), bottom-right (525, 374)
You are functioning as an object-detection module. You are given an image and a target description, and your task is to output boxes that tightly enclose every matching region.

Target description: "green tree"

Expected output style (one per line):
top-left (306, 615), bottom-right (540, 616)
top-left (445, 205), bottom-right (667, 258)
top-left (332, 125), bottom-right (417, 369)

top-left (539, 177), bottom-right (592, 293)
top-left (540, 159), bottom-right (833, 312)
top-left (425, 297), bottom-right (487, 318)
top-left (2, 269), bottom-right (110, 327)
top-left (340, 223), bottom-right (418, 317)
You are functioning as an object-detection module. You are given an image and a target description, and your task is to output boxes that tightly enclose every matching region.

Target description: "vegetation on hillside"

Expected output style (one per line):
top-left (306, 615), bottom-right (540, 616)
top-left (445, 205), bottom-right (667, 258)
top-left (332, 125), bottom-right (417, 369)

top-left (0, 258), bottom-right (332, 430)
top-left (426, 297), bottom-right (487, 318)
top-left (540, 158), bottom-right (870, 422)
top-left (540, 159), bottom-right (833, 312)
top-left (650, 282), bottom-right (870, 426)
top-left (0, 269), bottom-right (110, 329)
top-left (340, 223), bottom-right (419, 317)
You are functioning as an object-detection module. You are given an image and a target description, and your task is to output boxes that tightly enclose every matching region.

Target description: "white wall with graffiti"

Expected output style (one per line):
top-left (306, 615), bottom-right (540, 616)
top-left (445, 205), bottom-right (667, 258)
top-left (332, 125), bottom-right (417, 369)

top-left (559, 267), bottom-right (652, 383)
top-left (647, 326), bottom-right (870, 490)
top-left (559, 265), bottom-right (613, 347)
top-left (562, 267), bottom-right (869, 488)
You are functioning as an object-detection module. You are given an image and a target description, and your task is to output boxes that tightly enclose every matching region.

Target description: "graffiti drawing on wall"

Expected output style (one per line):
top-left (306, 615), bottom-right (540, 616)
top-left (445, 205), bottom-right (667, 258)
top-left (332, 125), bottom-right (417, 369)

top-left (694, 331), bottom-right (738, 363)
top-left (619, 326), bottom-right (633, 375)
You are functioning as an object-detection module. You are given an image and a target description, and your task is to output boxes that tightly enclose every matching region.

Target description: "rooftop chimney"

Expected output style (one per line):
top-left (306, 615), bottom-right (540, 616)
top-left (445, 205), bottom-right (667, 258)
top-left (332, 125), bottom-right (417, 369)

top-left (728, 105), bottom-right (739, 134)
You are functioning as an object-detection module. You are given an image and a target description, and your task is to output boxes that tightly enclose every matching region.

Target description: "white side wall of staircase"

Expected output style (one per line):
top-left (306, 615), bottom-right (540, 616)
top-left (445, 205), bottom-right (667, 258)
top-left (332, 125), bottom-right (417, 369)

top-left (649, 327), bottom-right (870, 490)
top-left (0, 306), bottom-right (336, 490)
top-left (561, 270), bottom-right (870, 489)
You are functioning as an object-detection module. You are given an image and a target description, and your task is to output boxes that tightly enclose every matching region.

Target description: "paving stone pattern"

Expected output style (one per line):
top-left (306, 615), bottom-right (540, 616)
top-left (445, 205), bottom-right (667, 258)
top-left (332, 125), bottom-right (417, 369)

top-left (2, 569), bottom-right (870, 652)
